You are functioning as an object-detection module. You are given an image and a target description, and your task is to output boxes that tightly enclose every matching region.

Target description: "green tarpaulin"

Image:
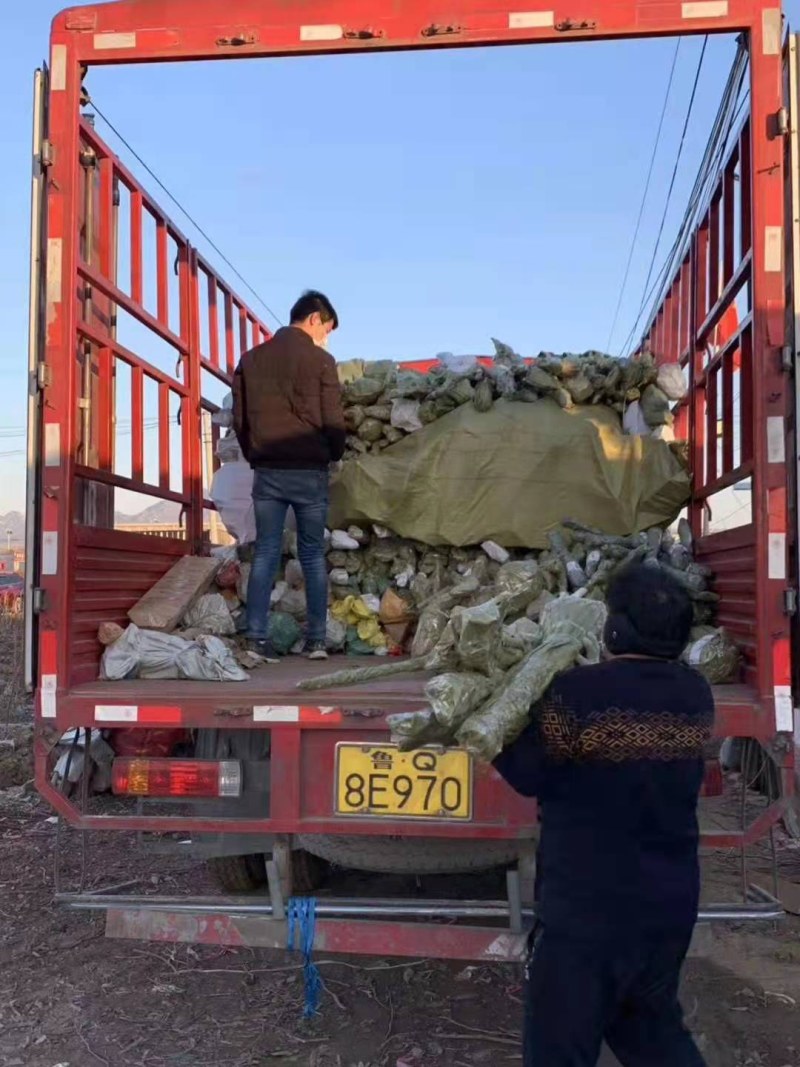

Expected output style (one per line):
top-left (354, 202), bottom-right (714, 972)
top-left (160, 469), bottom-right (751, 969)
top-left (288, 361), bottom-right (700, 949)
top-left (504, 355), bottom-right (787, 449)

top-left (329, 399), bottom-right (690, 548)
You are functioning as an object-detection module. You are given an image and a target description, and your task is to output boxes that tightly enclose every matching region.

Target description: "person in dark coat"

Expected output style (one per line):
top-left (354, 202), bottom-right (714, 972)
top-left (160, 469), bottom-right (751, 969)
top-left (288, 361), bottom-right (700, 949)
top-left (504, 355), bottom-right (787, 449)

top-left (494, 562), bottom-right (712, 1066)
top-left (233, 290), bottom-right (345, 661)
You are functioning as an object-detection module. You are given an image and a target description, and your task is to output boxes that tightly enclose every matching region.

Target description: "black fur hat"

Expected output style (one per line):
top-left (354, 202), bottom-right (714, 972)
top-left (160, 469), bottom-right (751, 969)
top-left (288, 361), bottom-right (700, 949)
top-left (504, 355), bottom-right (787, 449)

top-left (603, 561), bottom-right (693, 660)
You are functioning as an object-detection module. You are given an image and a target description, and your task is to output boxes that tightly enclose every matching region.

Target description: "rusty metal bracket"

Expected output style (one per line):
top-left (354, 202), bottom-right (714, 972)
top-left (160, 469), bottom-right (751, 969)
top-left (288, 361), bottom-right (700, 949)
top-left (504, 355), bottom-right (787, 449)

top-left (555, 18), bottom-right (597, 32)
top-left (344, 27), bottom-right (385, 40)
top-left (421, 24), bottom-right (462, 37)
top-left (216, 33), bottom-right (258, 47)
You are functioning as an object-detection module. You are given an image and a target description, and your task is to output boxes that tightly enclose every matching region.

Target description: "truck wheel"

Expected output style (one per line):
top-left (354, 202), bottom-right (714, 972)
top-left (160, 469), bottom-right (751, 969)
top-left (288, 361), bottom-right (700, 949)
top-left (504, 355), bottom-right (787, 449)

top-left (206, 849), bottom-right (328, 894)
top-left (297, 834), bottom-right (521, 875)
top-left (207, 853), bottom-right (267, 893)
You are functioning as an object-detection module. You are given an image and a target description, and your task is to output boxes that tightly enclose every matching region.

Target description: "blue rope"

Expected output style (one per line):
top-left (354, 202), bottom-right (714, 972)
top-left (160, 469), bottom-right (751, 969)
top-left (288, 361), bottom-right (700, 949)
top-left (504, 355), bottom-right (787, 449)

top-left (287, 897), bottom-right (322, 1017)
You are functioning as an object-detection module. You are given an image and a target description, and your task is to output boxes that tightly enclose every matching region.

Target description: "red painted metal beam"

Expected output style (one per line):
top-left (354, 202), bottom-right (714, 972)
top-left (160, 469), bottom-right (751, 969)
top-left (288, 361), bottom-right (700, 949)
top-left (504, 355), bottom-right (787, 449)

top-left (54, 0), bottom-right (759, 67)
top-left (105, 908), bottom-right (529, 961)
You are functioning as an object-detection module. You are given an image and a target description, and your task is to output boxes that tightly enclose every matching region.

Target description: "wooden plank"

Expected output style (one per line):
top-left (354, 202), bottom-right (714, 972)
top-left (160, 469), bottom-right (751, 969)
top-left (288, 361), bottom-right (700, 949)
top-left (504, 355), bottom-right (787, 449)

top-left (127, 555), bottom-right (220, 631)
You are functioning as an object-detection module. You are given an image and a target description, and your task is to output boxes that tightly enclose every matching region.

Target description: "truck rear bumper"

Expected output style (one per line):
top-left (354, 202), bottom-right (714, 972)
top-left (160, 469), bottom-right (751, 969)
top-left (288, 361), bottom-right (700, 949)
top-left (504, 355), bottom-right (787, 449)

top-left (56, 887), bottom-right (784, 961)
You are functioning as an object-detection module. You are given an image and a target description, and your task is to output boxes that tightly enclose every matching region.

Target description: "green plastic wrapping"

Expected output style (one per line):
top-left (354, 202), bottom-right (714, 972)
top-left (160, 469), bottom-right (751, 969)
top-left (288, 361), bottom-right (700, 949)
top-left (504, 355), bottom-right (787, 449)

top-left (425, 672), bottom-right (495, 732)
top-left (472, 379), bottom-right (494, 412)
top-left (540, 593), bottom-right (607, 641)
top-left (387, 708), bottom-right (452, 751)
top-left (456, 625), bottom-right (585, 761)
top-left (296, 655), bottom-right (429, 691)
top-left (268, 612), bottom-right (302, 656)
top-left (452, 599), bottom-right (504, 675)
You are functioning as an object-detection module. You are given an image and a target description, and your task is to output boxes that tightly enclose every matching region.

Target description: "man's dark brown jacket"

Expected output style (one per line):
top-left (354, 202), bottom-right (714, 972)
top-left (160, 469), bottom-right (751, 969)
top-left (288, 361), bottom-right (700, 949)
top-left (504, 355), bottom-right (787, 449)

top-left (232, 326), bottom-right (346, 470)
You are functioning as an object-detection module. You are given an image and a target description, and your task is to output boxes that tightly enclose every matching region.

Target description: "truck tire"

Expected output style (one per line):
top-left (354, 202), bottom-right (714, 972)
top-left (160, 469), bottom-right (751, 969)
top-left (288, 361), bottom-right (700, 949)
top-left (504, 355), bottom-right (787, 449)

top-left (207, 853), bottom-right (268, 893)
top-left (206, 849), bottom-right (328, 894)
top-left (296, 834), bottom-right (520, 875)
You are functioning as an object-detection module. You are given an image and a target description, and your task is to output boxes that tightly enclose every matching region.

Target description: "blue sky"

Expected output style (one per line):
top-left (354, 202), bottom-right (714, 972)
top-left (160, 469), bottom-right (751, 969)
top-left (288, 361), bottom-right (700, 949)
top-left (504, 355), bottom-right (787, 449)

top-left (0, 4), bottom-right (794, 514)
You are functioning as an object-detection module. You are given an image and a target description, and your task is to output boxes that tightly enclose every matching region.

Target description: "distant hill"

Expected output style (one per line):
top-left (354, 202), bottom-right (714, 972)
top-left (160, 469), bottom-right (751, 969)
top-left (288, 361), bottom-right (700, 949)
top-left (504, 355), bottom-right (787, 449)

top-left (0, 511), bottom-right (25, 546)
top-left (114, 500), bottom-right (182, 526)
top-left (0, 501), bottom-right (184, 543)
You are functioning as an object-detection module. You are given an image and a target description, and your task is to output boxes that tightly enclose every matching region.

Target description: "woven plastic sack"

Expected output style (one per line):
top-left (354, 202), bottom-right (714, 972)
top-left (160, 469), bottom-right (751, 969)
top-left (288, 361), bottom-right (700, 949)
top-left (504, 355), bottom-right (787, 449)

top-left (344, 377), bottom-right (384, 404)
top-left (100, 625), bottom-right (187, 681)
top-left (392, 370), bottom-right (430, 399)
top-left (656, 363), bottom-right (688, 402)
top-left (639, 385), bottom-right (673, 428)
top-left (176, 635), bottom-right (248, 682)
top-left (326, 616), bottom-right (347, 652)
top-left (390, 398), bottom-right (423, 433)
top-left (682, 627), bottom-right (740, 684)
top-left (331, 529), bottom-right (361, 551)
top-left (182, 593), bottom-right (236, 637)
top-left (623, 401), bottom-right (650, 436)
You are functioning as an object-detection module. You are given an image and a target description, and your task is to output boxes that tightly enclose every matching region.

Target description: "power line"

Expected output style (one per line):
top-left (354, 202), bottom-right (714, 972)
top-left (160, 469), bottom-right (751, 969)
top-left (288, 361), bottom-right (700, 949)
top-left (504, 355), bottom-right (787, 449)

top-left (605, 39), bottom-right (681, 352)
top-left (84, 94), bottom-right (284, 331)
top-left (632, 36), bottom-right (708, 340)
top-left (619, 37), bottom-right (747, 355)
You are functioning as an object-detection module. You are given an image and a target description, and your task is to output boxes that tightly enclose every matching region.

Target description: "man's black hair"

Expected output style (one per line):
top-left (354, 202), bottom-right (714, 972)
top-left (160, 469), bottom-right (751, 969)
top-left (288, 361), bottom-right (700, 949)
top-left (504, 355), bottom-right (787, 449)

top-left (604, 561), bottom-right (694, 660)
top-left (290, 290), bottom-right (339, 330)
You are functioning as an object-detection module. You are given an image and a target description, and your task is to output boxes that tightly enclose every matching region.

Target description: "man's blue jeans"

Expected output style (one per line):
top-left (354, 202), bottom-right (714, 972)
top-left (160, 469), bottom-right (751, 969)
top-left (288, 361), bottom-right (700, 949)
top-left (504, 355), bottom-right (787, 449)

top-left (246, 468), bottom-right (329, 644)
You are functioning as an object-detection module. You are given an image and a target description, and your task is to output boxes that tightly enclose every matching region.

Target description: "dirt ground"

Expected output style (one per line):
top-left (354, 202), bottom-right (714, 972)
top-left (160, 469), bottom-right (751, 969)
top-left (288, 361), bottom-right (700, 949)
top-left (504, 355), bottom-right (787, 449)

top-left (2, 762), bottom-right (799, 1066)
top-left (2, 614), bottom-right (800, 1067)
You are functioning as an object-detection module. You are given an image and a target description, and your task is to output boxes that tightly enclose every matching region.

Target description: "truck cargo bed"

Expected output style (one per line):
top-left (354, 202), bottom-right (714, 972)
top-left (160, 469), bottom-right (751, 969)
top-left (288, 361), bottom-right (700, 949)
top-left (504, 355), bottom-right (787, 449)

top-left (65, 656), bottom-right (760, 728)
top-left (69, 656), bottom-right (432, 715)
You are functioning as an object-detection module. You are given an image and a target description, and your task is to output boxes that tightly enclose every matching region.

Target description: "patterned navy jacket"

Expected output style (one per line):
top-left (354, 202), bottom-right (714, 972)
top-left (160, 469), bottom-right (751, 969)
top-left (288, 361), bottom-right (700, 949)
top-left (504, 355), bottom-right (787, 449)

top-left (493, 657), bottom-right (714, 937)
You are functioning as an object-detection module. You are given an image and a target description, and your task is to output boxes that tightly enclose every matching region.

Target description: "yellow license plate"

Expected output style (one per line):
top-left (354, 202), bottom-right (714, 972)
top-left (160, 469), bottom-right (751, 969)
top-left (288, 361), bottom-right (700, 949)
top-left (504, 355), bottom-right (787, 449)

top-left (335, 744), bottom-right (473, 820)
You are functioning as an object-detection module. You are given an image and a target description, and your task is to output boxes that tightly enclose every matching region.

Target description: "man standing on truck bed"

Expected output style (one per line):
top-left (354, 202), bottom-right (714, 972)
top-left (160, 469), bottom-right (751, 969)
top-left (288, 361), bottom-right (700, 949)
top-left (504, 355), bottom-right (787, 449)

top-left (233, 290), bottom-right (346, 662)
top-left (494, 563), bottom-right (712, 1067)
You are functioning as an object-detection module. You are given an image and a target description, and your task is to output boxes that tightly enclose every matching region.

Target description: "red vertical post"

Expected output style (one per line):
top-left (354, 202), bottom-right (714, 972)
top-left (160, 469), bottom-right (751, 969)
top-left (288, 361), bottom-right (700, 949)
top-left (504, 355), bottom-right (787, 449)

top-left (156, 218), bottom-right (169, 326)
top-left (669, 278), bottom-right (680, 363)
top-left (722, 346), bottom-right (734, 475)
top-left (158, 382), bottom-right (170, 490)
top-left (238, 303), bottom-right (248, 358)
top-left (723, 154), bottom-right (736, 287)
top-left (740, 118), bottom-right (753, 257)
top-left (97, 154), bottom-right (114, 474)
top-left (208, 273), bottom-right (219, 369)
top-left (131, 188), bottom-right (143, 305)
top-left (740, 325), bottom-right (754, 465)
top-left (691, 219), bottom-right (709, 542)
top-left (185, 250), bottom-right (205, 550)
top-left (749, 14), bottom-right (790, 726)
top-left (177, 240), bottom-right (194, 540)
top-left (709, 191), bottom-right (721, 312)
top-left (131, 365), bottom-right (144, 482)
top-left (224, 291), bottom-right (235, 374)
top-left (40, 35), bottom-right (82, 690)
top-left (706, 367), bottom-right (718, 487)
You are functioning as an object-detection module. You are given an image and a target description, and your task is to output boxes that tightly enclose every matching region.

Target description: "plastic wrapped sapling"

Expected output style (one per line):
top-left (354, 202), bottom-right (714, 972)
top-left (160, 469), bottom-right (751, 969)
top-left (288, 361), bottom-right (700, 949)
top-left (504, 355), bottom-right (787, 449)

top-left (455, 627), bottom-right (585, 761)
top-left (451, 599), bottom-right (505, 675)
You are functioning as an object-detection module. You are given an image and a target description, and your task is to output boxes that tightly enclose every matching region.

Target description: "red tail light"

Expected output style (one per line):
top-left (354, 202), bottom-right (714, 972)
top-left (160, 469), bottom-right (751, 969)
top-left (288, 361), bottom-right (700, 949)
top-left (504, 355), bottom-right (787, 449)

top-left (112, 758), bottom-right (242, 798)
top-left (700, 759), bottom-right (724, 797)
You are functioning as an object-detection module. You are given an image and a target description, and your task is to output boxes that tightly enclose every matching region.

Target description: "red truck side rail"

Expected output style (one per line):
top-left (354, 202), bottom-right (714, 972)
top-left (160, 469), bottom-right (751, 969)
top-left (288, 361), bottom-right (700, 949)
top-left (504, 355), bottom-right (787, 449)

top-left (26, 0), bottom-right (796, 955)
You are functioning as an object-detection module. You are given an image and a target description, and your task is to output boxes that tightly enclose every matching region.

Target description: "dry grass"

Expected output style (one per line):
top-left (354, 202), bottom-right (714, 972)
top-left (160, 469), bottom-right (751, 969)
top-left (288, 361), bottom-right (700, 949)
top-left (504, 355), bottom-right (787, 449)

top-left (0, 611), bottom-right (28, 725)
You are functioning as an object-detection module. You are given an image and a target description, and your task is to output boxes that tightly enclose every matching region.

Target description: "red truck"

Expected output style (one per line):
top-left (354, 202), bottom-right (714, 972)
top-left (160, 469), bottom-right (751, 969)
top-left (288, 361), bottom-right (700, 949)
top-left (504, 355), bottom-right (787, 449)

top-left (26, 0), bottom-right (796, 961)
